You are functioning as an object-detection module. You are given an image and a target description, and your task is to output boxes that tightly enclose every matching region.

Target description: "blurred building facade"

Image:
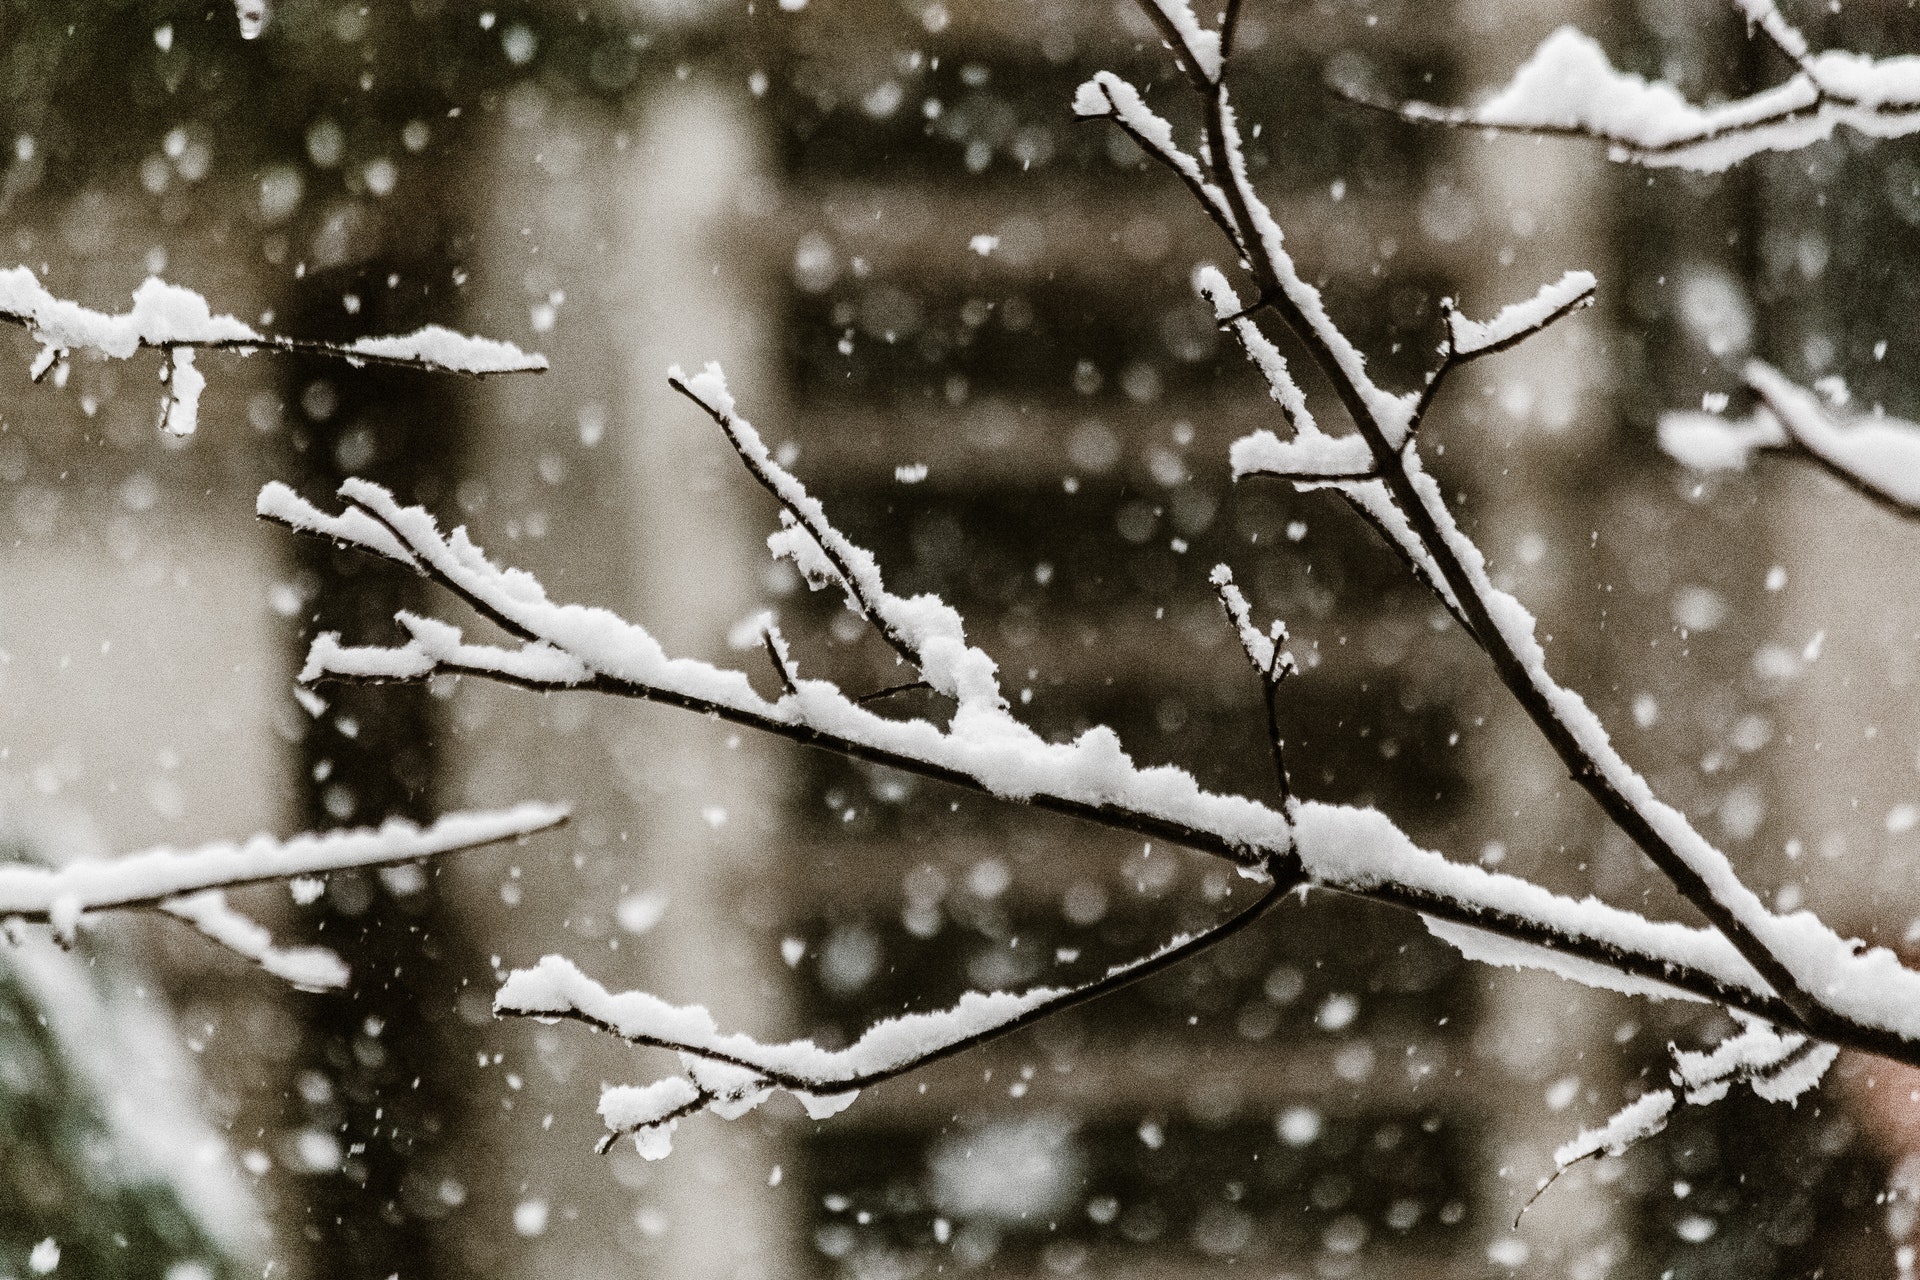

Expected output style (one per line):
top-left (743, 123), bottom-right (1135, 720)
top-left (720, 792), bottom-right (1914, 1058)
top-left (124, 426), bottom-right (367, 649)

top-left (0, 1), bottom-right (1912, 1279)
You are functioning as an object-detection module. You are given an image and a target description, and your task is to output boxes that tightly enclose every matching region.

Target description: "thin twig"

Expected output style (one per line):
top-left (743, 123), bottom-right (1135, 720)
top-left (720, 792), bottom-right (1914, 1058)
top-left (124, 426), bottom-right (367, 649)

top-left (594, 1093), bottom-right (709, 1156)
top-left (1407, 283), bottom-right (1596, 439)
top-left (1218, 0), bottom-right (1246, 65)
top-left (1322, 482), bottom-right (1476, 637)
top-left (669, 373), bottom-right (927, 676)
top-left (761, 627), bottom-right (799, 698)
top-left (1072, 86), bottom-right (1247, 260)
top-left (1209, 566), bottom-right (1297, 809)
top-left (571, 870), bottom-right (1299, 1150)
top-left (1260, 644), bottom-right (1294, 809)
top-left (855, 679), bottom-right (933, 705)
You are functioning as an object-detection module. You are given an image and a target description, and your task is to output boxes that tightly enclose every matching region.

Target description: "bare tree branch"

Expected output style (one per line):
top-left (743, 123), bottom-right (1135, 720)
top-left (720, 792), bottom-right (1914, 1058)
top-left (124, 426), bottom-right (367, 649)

top-left (669, 370), bottom-right (930, 678)
top-left (855, 679), bottom-right (934, 705)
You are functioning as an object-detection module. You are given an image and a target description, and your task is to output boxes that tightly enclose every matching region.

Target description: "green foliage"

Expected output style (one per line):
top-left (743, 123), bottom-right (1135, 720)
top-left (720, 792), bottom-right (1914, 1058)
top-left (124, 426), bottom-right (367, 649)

top-left (0, 944), bottom-right (235, 1280)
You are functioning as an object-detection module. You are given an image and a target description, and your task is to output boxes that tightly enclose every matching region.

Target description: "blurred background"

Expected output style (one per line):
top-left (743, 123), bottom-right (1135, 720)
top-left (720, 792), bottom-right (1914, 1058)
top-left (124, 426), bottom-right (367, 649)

top-left (3, 0), bottom-right (1920, 1277)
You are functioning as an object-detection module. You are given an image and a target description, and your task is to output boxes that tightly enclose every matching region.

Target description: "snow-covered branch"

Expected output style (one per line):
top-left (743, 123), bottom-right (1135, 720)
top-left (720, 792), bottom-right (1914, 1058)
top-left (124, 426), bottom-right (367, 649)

top-left (1076, 2), bottom-right (1920, 1052)
top-left (1349, 5), bottom-right (1920, 524)
top-left (259, 458), bottom-right (1283, 865)
top-left (252, 0), bottom-right (1920, 1159)
top-left (1413, 271), bottom-right (1597, 431)
top-left (1071, 73), bottom-right (1246, 262)
top-left (262, 372), bottom-right (1920, 1089)
top-left (1525, 1010), bottom-right (1836, 1218)
top-left (496, 876), bottom-right (1291, 1156)
top-left (668, 366), bottom-right (1001, 705)
top-left (1662, 362), bottom-right (1920, 519)
top-left (0, 804), bottom-right (565, 989)
top-left (1343, 2), bottom-right (1920, 172)
top-left (1210, 564), bottom-right (1298, 808)
top-left (1, 268), bottom-right (546, 436)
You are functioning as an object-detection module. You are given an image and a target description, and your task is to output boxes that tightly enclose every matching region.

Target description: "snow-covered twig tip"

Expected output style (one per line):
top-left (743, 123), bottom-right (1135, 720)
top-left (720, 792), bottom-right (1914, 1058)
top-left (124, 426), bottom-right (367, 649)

top-left (0, 804), bottom-right (566, 987)
top-left (496, 879), bottom-right (1288, 1157)
top-left (668, 361), bottom-right (1006, 711)
top-left (1209, 565), bottom-right (1295, 684)
top-left (1211, 565), bottom-right (1299, 809)
top-left (1670, 1012), bottom-right (1837, 1105)
top-left (1409, 271), bottom-right (1597, 432)
top-left (1659, 362), bottom-right (1920, 520)
top-left (1346, 12), bottom-right (1920, 173)
top-left (1443, 271), bottom-right (1597, 361)
top-left (1520, 1088), bottom-right (1675, 1223)
top-left (1524, 1014), bottom-right (1836, 1221)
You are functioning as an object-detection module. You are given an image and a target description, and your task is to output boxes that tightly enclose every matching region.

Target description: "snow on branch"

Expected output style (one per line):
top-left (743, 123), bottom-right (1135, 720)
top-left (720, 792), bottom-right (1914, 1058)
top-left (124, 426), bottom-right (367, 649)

top-left (160, 891), bottom-right (348, 991)
top-left (1409, 271), bottom-right (1598, 439)
top-left (1671, 1012), bottom-right (1838, 1104)
top-left (1210, 564), bottom-right (1298, 806)
top-left (1661, 362), bottom-right (1920, 519)
top-left (1443, 271), bottom-right (1597, 361)
top-left (1527, 1010), bottom-right (1835, 1217)
top-left (0, 805), bottom-right (565, 988)
top-left (1513, 1086), bottom-right (1678, 1223)
top-left (261, 467), bottom-right (1291, 866)
top-left (1735, 0), bottom-right (1815, 67)
top-left (1071, 73), bottom-right (1246, 258)
top-left (669, 363), bottom-right (1004, 710)
top-left (1553, 1089), bottom-right (1675, 1174)
top-left (1137, 0), bottom-right (1224, 84)
top-left (1225, 421), bottom-right (1372, 483)
top-left (1194, 265), bottom-right (1387, 488)
top-left (497, 879), bottom-right (1290, 1156)
top-left (1345, 9), bottom-right (1920, 172)
top-left (265, 19), bottom-right (1920, 1134)
top-left (0, 267), bottom-right (546, 436)
top-left (1091, 0), bottom-right (1920, 1056)
top-left (1209, 565), bottom-right (1294, 681)
top-left (1100, 22), bottom-right (1825, 1018)
top-left (260, 416), bottom-right (1920, 1076)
